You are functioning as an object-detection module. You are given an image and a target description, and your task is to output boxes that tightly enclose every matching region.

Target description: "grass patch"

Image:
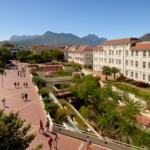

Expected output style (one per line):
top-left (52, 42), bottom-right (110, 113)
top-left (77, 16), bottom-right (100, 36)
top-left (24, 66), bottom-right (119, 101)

top-left (60, 99), bottom-right (88, 129)
top-left (104, 80), bottom-right (150, 102)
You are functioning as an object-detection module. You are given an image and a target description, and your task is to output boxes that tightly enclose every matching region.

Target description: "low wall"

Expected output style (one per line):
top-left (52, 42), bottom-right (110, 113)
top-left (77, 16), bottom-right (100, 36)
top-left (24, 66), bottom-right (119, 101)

top-left (52, 126), bottom-right (135, 150)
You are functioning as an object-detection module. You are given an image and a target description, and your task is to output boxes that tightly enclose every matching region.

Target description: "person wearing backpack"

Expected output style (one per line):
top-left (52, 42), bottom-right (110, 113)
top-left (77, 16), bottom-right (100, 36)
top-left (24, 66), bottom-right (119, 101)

top-left (46, 118), bottom-right (50, 131)
top-left (48, 136), bottom-right (54, 150)
top-left (25, 93), bottom-right (28, 101)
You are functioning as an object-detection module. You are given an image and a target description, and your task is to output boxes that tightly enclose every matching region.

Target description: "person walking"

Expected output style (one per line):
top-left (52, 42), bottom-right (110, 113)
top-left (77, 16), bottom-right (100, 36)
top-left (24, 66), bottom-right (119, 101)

top-left (54, 134), bottom-right (60, 150)
top-left (46, 118), bottom-right (50, 131)
top-left (24, 93), bottom-right (28, 101)
top-left (39, 120), bottom-right (44, 133)
top-left (24, 73), bottom-right (25, 77)
top-left (14, 82), bottom-right (17, 88)
top-left (23, 82), bottom-right (25, 87)
top-left (18, 71), bottom-right (19, 77)
top-left (2, 98), bottom-right (6, 107)
top-left (17, 82), bottom-right (20, 88)
top-left (48, 136), bottom-right (54, 150)
top-left (5, 71), bottom-right (6, 76)
top-left (86, 136), bottom-right (91, 150)
top-left (21, 93), bottom-right (24, 100)
top-left (26, 82), bottom-right (28, 87)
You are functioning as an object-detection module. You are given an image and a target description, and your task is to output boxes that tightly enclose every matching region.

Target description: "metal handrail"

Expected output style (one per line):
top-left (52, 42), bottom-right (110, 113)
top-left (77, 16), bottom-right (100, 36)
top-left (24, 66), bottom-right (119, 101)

top-left (52, 123), bottom-right (144, 150)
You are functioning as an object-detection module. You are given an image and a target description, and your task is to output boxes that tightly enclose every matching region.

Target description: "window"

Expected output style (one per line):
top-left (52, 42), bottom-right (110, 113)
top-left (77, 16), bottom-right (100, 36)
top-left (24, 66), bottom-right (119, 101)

top-left (119, 50), bottom-right (121, 56)
top-left (119, 59), bottom-right (121, 64)
top-left (116, 50), bottom-right (118, 55)
top-left (143, 51), bottom-right (146, 57)
top-left (136, 61), bottom-right (138, 67)
top-left (116, 59), bottom-right (118, 64)
top-left (99, 58), bottom-right (101, 61)
top-left (149, 51), bottom-right (150, 57)
top-left (136, 51), bottom-right (139, 57)
top-left (136, 73), bottom-right (138, 79)
top-left (143, 74), bottom-right (146, 80)
top-left (131, 60), bottom-right (134, 66)
top-left (126, 51), bottom-right (128, 56)
top-left (102, 58), bottom-right (103, 62)
top-left (126, 71), bottom-right (128, 76)
top-left (149, 75), bottom-right (150, 81)
top-left (105, 51), bottom-right (106, 55)
top-left (131, 51), bottom-right (134, 56)
top-left (126, 60), bottom-right (129, 66)
top-left (112, 59), bottom-right (114, 64)
top-left (143, 62), bottom-right (146, 68)
top-left (112, 50), bottom-right (114, 55)
top-left (105, 58), bottom-right (106, 62)
top-left (109, 50), bottom-right (111, 55)
top-left (109, 59), bottom-right (111, 63)
top-left (149, 62), bottom-right (150, 69)
top-left (131, 72), bottom-right (133, 78)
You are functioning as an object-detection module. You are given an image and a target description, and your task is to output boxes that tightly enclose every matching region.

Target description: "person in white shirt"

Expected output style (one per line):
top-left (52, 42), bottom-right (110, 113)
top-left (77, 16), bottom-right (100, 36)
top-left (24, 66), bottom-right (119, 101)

top-left (87, 136), bottom-right (91, 150)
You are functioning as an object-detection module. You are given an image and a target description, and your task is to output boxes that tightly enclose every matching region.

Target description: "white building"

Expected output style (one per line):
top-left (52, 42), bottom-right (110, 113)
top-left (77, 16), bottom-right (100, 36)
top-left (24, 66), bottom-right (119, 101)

top-left (64, 44), bottom-right (93, 67)
top-left (93, 38), bottom-right (150, 83)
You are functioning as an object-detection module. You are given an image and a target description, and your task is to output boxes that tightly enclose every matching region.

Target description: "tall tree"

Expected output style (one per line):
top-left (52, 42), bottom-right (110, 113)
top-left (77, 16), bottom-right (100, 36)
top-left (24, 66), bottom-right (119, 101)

top-left (102, 66), bottom-right (111, 80)
top-left (0, 109), bottom-right (42, 150)
top-left (111, 67), bottom-right (119, 79)
top-left (2, 43), bottom-right (14, 47)
top-left (0, 47), bottom-right (12, 66)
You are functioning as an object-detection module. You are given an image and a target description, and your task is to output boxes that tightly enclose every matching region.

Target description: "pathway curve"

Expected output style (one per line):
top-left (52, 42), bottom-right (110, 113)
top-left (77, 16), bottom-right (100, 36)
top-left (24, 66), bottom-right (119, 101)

top-left (0, 62), bottom-right (108, 150)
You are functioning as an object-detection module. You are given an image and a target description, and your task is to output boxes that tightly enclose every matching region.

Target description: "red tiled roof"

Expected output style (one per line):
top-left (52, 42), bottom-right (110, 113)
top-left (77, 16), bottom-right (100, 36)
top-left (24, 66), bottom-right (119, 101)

top-left (93, 45), bottom-right (103, 50)
top-left (130, 43), bottom-right (150, 50)
top-left (67, 45), bottom-right (93, 52)
top-left (103, 38), bottom-right (141, 44)
top-left (34, 46), bottom-right (64, 51)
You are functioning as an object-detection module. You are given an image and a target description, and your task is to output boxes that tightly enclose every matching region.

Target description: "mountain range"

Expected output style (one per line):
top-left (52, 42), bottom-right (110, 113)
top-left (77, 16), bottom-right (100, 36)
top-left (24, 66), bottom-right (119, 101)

top-left (10, 31), bottom-right (107, 47)
top-left (139, 33), bottom-right (150, 42)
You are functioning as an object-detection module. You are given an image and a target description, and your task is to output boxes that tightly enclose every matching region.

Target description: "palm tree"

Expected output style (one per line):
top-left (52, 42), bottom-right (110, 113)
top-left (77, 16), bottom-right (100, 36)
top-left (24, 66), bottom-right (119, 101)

top-left (111, 67), bottom-right (119, 79)
top-left (102, 66), bottom-right (111, 80)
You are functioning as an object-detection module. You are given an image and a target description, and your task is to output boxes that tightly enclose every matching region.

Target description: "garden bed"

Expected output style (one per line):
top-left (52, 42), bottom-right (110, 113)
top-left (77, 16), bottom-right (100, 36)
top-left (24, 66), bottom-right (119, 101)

top-left (104, 80), bottom-right (150, 102)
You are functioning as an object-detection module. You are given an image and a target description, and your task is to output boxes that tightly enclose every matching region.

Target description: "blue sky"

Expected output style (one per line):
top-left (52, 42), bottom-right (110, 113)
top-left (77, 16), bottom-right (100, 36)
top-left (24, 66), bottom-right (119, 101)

top-left (0, 0), bottom-right (150, 41)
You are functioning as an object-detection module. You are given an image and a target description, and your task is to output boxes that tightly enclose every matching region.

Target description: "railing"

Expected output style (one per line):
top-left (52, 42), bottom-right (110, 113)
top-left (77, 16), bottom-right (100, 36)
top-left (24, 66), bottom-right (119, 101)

top-left (52, 123), bottom-right (144, 150)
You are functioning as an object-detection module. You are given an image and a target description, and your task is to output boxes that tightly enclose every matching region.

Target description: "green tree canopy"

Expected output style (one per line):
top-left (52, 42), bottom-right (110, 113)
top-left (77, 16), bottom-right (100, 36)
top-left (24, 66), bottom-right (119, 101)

top-left (0, 109), bottom-right (42, 150)
top-left (50, 49), bottom-right (64, 61)
top-left (111, 67), bottom-right (119, 79)
top-left (2, 43), bottom-right (14, 47)
top-left (56, 69), bottom-right (72, 77)
top-left (0, 47), bottom-right (12, 66)
top-left (102, 66), bottom-right (111, 80)
top-left (72, 63), bottom-right (82, 72)
top-left (27, 53), bottom-right (41, 62)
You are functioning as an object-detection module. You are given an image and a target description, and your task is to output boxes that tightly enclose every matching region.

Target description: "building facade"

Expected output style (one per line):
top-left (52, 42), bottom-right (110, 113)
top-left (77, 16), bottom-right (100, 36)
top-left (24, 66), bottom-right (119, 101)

top-left (93, 38), bottom-right (150, 83)
top-left (64, 44), bottom-right (93, 67)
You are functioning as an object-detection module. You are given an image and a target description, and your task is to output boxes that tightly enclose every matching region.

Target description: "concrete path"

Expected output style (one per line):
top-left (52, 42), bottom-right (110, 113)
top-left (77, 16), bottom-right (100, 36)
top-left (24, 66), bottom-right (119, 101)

top-left (0, 62), bottom-right (108, 150)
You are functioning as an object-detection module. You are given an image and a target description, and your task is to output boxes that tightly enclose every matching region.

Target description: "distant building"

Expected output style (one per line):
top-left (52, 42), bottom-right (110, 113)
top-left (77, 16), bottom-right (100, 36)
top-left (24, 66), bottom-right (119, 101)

top-left (64, 44), bottom-right (93, 67)
top-left (32, 46), bottom-right (65, 54)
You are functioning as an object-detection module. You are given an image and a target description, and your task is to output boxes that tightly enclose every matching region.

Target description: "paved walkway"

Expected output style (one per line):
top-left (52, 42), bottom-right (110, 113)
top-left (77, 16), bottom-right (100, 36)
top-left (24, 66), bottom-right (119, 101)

top-left (0, 62), bottom-right (108, 150)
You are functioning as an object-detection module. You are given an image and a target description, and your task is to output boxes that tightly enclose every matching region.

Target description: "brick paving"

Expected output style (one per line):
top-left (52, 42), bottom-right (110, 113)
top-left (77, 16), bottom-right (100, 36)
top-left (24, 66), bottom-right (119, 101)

top-left (0, 62), bottom-right (108, 150)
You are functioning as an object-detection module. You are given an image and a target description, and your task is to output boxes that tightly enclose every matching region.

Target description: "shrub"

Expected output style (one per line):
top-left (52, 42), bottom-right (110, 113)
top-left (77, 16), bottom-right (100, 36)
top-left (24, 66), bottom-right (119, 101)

top-left (45, 74), bottom-right (54, 78)
top-left (56, 69), bottom-right (72, 77)
top-left (26, 59), bottom-right (29, 63)
top-left (44, 102), bottom-right (59, 118)
top-left (30, 70), bottom-right (38, 76)
top-left (29, 60), bottom-right (36, 64)
top-left (32, 76), bottom-right (46, 87)
top-left (87, 65), bottom-right (92, 69)
top-left (81, 72), bottom-right (85, 76)
top-left (42, 97), bottom-right (53, 104)
top-left (38, 87), bottom-right (49, 98)
top-left (124, 78), bottom-right (129, 82)
top-left (131, 81), bottom-right (136, 85)
top-left (135, 81), bottom-right (147, 87)
top-left (116, 77), bottom-right (121, 81)
top-left (120, 76), bottom-right (126, 81)
top-left (128, 79), bottom-right (134, 83)
top-left (54, 108), bottom-right (68, 124)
